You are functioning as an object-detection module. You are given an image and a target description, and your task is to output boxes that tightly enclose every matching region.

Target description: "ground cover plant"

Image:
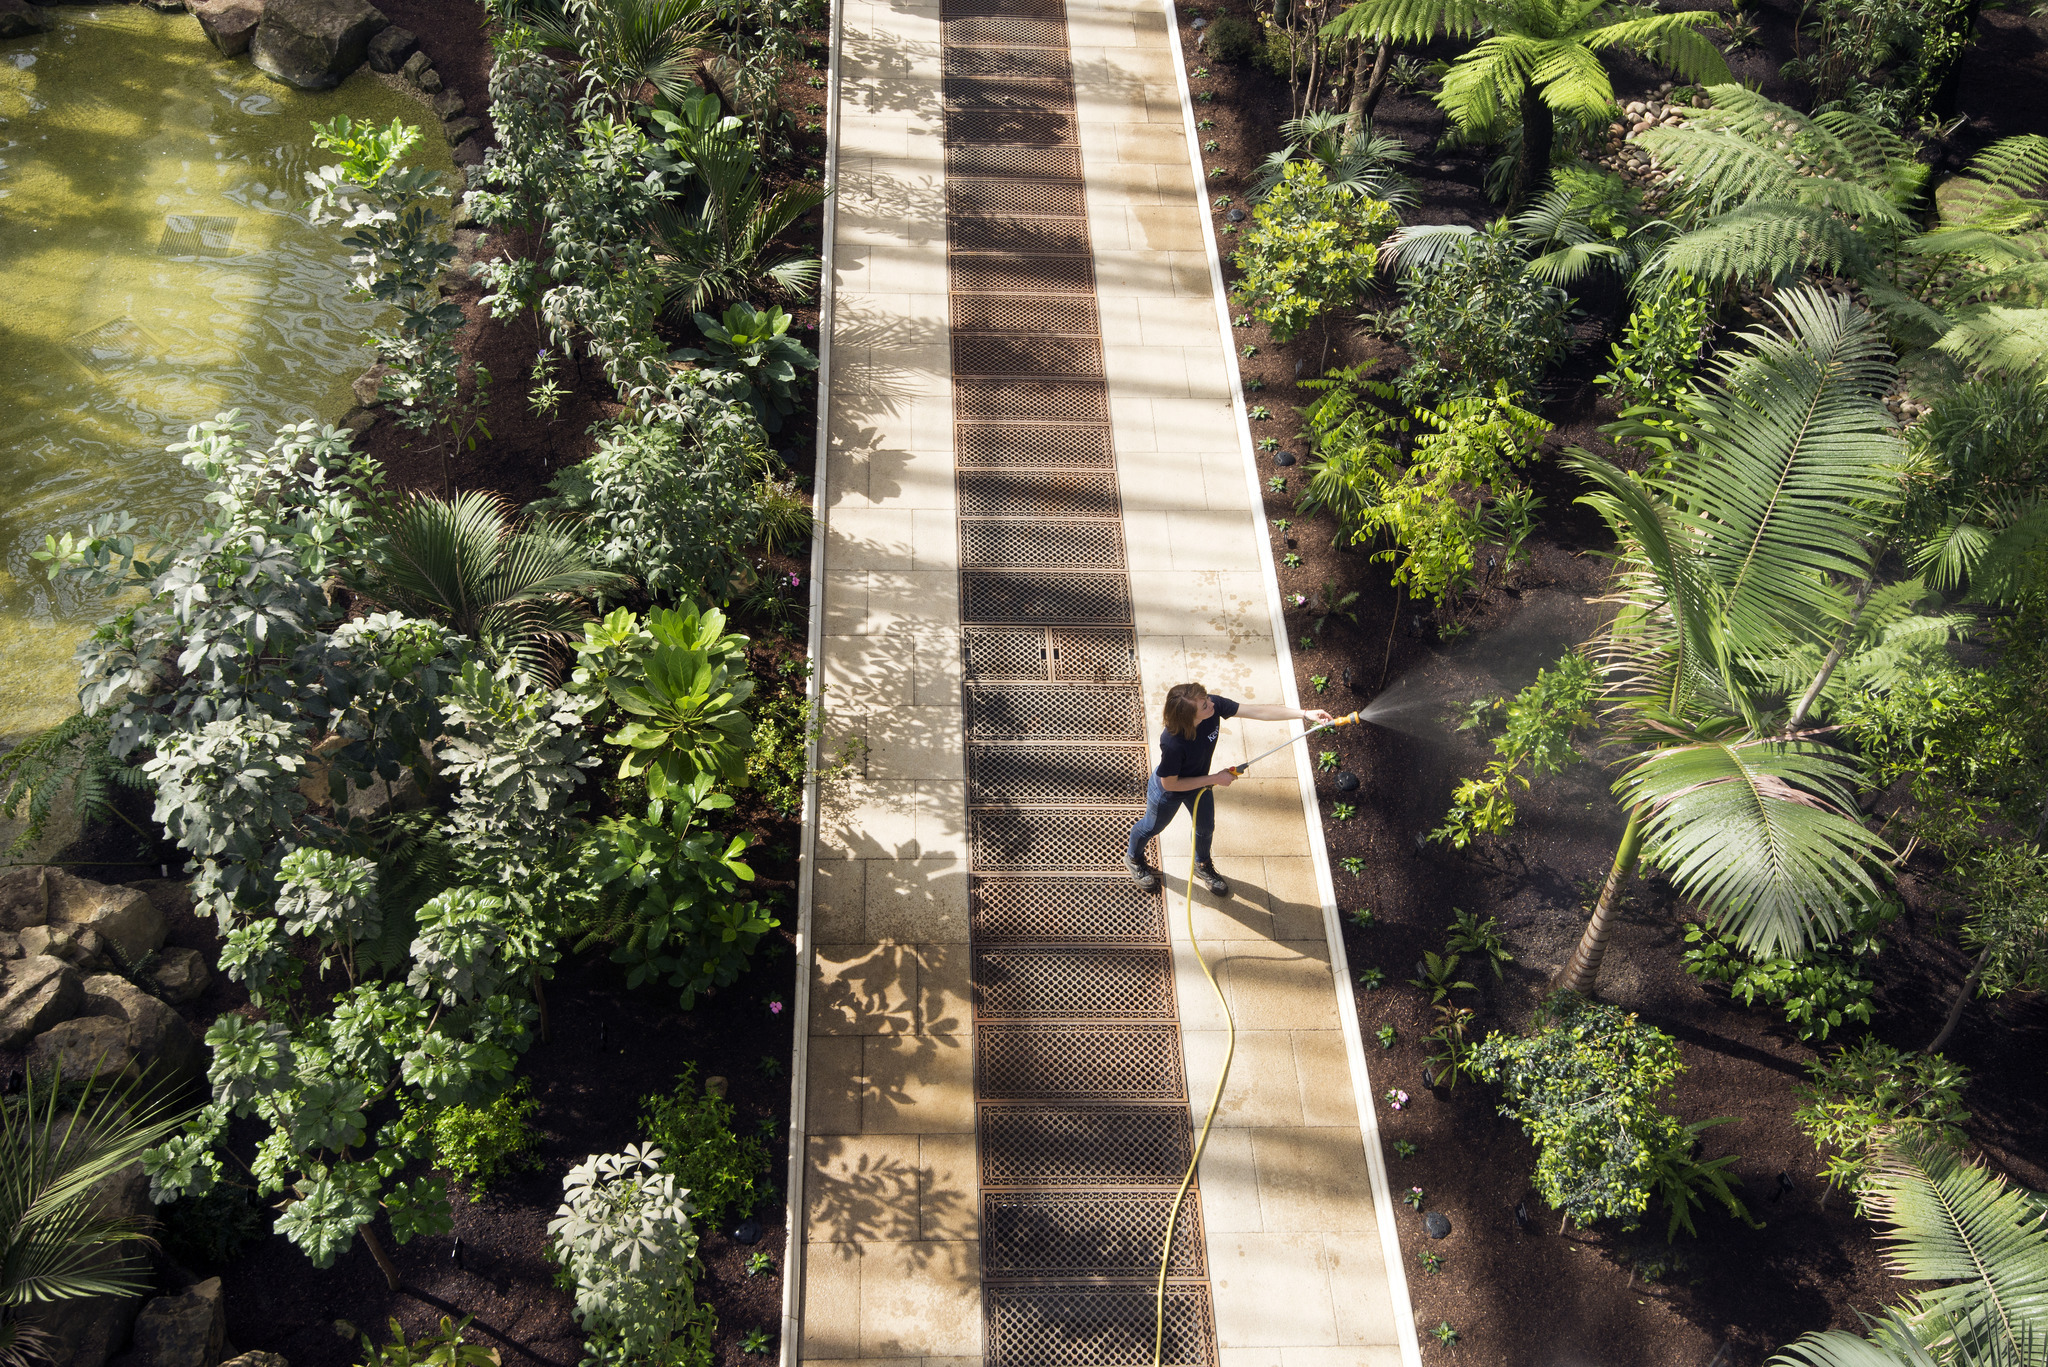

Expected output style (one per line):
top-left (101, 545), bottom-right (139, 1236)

top-left (1180, 0), bottom-right (2048, 1358)
top-left (0, 0), bottom-right (831, 1360)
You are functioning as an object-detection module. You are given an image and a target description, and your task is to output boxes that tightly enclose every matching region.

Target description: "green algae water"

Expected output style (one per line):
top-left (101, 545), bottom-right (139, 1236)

top-left (0, 8), bottom-right (455, 740)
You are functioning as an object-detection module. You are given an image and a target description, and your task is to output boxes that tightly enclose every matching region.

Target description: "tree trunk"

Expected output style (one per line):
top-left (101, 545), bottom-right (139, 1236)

top-left (533, 968), bottom-right (552, 1044)
top-left (1789, 578), bottom-right (1874, 728)
top-left (359, 1222), bottom-right (403, 1291)
top-left (1514, 76), bottom-right (1554, 207)
top-left (1925, 943), bottom-right (1993, 1054)
top-left (1559, 806), bottom-right (1648, 995)
top-left (1354, 39), bottom-right (1393, 130)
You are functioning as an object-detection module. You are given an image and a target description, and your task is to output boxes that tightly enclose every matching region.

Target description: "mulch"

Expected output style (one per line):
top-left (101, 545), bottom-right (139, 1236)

top-left (1181, 3), bottom-right (2048, 1363)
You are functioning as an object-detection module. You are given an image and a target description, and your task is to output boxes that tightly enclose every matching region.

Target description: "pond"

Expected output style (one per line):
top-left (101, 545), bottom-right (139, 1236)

top-left (0, 6), bottom-right (455, 740)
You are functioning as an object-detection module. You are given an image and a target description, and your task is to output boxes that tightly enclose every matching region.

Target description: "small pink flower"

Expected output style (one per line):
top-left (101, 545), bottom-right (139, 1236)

top-left (768, 1000), bottom-right (785, 1015)
top-left (788, 573), bottom-right (802, 588)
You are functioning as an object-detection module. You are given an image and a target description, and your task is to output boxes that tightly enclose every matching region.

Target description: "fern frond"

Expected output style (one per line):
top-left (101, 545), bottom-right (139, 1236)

top-left (1580, 11), bottom-right (1731, 88)
top-left (1321, 0), bottom-right (1495, 43)
top-left (1933, 306), bottom-right (2048, 378)
top-left (1652, 199), bottom-right (1875, 288)
top-left (1962, 135), bottom-right (2048, 200)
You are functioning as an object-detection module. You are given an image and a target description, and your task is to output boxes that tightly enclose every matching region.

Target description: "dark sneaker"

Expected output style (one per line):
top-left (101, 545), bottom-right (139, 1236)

top-left (1126, 857), bottom-right (1159, 892)
top-left (1195, 864), bottom-right (1230, 897)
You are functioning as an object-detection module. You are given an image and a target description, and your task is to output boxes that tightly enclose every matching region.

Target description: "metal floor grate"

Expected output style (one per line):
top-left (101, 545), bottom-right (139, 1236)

top-left (970, 877), bottom-right (1168, 943)
top-left (984, 1192), bottom-right (1207, 1276)
top-left (956, 422), bottom-right (1115, 468)
top-left (974, 948), bottom-right (1176, 1020)
top-left (981, 1105), bottom-right (1197, 1187)
top-left (67, 317), bottom-right (154, 373)
top-left (970, 810), bottom-right (1149, 871)
top-left (939, 3), bottom-right (1218, 1356)
top-left (157, 214), bottom-right (238, 255)
top-left (977, 1024), bottom-right (1186, 1099)
top-left (986, 1286), bottom-right (1217, 1367)
top-left (966, 686), bottom-right (1145, 741)
top-left (968, 744), bottom-right (1149, 806)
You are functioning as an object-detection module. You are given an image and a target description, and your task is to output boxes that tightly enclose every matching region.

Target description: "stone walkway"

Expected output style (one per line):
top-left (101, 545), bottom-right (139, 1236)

top-left (786, 0), bottom-right (1417, 1362)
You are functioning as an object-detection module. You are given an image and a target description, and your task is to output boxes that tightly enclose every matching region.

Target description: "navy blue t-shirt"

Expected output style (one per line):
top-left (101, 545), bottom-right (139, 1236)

top-left (1156, 695), bottom-right (1239, 780)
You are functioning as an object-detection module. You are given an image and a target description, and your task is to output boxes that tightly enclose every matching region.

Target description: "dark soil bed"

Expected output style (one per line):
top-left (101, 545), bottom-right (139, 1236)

top-left (1176, 2), bottom-right (2048, 1362)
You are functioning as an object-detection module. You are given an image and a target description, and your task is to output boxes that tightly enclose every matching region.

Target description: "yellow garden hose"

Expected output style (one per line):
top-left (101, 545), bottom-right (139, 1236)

top-left (1154, 785), bottom-right (1231, 1367)
top-left (1152, 711), bottom-right (1364, 1364)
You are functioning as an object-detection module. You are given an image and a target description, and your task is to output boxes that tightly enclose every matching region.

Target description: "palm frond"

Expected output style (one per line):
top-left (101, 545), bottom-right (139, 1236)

top-left (1770, 1316), bottom-right (1945, 1367)
top-left (1379, 222), bottom-right (1479, 275)
top-left (1866, 1131), bottom-right (2048, 1366)
top-left (1616, 730), bottom-right (1884, 956)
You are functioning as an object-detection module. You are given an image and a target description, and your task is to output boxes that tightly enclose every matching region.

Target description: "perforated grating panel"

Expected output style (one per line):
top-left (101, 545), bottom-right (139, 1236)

top-left (67, 318), bottom-right (153, 373)
top-left (986, 1286), bottom-right (1216, 1367)
top-left (962, 570), bottom-right (1133, 624)
top-left (978, 1027), bottom-right (1186, 1100)
top-left (947, 142), bottom-right (1083, 178)
top-left (950, 253), bottom-right (1096, 295)
top-left (970, 876), bottom-right (1167, 943)
top-left (952, 294), bottom-right (1099, 334)
top-left (944, 44), bottom-right (1075, 80)
top-left (969, 745), bottom-right (1148, 806)
top-left (956, 471), bottom-right (1120, 517)
top-left (974, 948), bottom-right (1174, 1019)
top-left (956, 422), bottom-right (1115, 468)
top-left (1054, 630), bottom-right (1140, 681)
top-left (949, 179), bottom-right (1088, 218)
top-left (966, 687), bottom-right (1144, 741)
top-left (941, 0), bottom-right (1065, 18)
top-left (954, 334), bottom-right (1103, 377)
top-left (944, 15), bottom-right (1067, 45)
top-left (944, 77), bottom-right (1077, 111)
top-left (981, 1106), bottom-right (1196, 1186)
top-left (157, 214), bottom-right (239, 255)
top-left (949, 218), bottom-right (1093, 256)
top-left (964, 629), bottom-right (1048, 679)
top-left (960, 520), bottom-right (1123, 567)
top-left (971, 810), bottom-right (1143, 871)
top-left (945, 110), bottom-right (1076, 146)
top-left (984, 1192), bottom-right (1207, 1276)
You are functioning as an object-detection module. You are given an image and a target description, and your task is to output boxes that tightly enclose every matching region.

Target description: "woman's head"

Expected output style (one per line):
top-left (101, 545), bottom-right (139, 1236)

top-left (1163, 683), bottom-right (1213, 740)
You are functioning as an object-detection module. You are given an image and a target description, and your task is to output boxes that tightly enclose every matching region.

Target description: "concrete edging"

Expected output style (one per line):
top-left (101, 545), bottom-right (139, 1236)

top-left (778, 0), bottom-right (847, 1352)
top-left (1157, 7), bottom-right (1424, 1361)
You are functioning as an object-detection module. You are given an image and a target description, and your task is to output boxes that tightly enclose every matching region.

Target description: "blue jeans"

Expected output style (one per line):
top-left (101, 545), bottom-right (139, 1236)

top-left (1127, 775), bottom-right (1215, 867)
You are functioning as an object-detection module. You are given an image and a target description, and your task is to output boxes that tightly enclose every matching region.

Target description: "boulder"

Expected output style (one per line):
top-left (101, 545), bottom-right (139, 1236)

top-left (364, 21), bottom-right (413, 72)
top-left (189, 0), bottom-right (261, 54)
top-left (83, 975), bottom-right (202, 1086)
top-left (29, 1015), bottom-right (138, 1087)
top-left (442, 116), bottom-right (481, 147)
top-left (131, 1278), bottom-right (226, 1367)
top-left (126, 879), bottom-right (197, 924)
top-left (250, 0), bottom-right (388, 91)
top-left (221, 1355), bottom-right (289, 1367)
top-left (431, 89), bottom-right (465, 119)
top-left (147, 948), bottom-right (211, 1006)
top-left (0, 929), bottom-right (21, 960)
top-left (23, 1159), bottom-right (152, 1367)
top-left (416, 65), bottom-right (442, 94)
top-left (0, 867), bottom-right (166, 965)
top-left (0, 0), bottom-right (52, 40)
top-left (0, 955), bottom-right (84, 1049)
top-left (20, 921), bottom-right (112, 970)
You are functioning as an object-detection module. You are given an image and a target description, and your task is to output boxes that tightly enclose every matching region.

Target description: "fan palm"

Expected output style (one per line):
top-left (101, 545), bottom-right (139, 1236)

top-left (2, 1074), bottom-right (192, 1367)
top-left (1249, 112), bottom-right (1417, 209)
top-left (1322, 0), bottom-right (1729, 205)
top-left (508, 0), bottom-right (716, 119)
top-left (650, 121), bottom-right (826, 319)
top-left (1381, 184), bottom-right (1659, 284)
top-left (1774, 1133), bottom-right (2048, 1367)
top-left (1558, 287), bottom-right (1916, 995)
top-left (360, 491), bottom-right (630, 674)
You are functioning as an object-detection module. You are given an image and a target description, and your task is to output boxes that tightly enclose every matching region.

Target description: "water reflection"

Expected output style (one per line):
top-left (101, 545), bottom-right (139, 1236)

top-left (0, 6), bottom-right (455, 739)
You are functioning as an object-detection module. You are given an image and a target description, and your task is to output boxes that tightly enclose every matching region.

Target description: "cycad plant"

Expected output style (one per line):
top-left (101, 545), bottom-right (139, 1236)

top-left (1772, 1133), bottom-right (2048, 1367)
top-left (1322, 0), bottom-right (1729, 204)
top-left (2, 1075), bottom-right (192, 1367)
top-left (1558, 287), bottom-right (1918, 996)
top-left (359, 491), bottom-right (630, 674)
top-left (650, 110), bottom-right (825, 319)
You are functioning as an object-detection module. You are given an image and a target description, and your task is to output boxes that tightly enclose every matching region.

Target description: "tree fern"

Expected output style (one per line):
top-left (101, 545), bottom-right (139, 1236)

top-left (0, 713), bottom-right (149, 856)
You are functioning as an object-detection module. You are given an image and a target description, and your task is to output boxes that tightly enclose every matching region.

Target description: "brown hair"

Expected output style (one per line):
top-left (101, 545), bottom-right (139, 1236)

top-left (1163, 683), bottom-right (1209, 741)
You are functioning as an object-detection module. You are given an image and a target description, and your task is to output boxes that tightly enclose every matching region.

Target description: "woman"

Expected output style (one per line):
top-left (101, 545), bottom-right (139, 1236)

top-left (1126, 682), bottom-right (1332, 895)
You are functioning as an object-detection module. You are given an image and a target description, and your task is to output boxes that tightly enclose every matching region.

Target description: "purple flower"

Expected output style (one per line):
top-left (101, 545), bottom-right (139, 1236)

top-left (768, 1000), bottom-right (785, 1015)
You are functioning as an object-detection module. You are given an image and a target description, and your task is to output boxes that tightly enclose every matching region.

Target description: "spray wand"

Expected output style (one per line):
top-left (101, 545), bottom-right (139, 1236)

top-left (1224, 708), bottom-right (1365, 777)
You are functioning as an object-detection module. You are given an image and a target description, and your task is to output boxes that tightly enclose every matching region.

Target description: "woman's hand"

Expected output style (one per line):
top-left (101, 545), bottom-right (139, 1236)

top-left (1208, 769), bottom-right (1237, 787)
top-left (1303, 708), bottom-right (1335, 725)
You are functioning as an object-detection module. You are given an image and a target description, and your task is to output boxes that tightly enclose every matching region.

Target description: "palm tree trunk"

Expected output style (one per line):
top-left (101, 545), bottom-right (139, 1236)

top-left (1559, 806), bottom-right (1647, 995)
top-left (1788, 578), bottom-right (1874, 728)
top-left (1351, 39), bottom-right (1392, 132)
top-left (1514, 77), bottom-right (1554, 207)
top-left (1925, 942), bottom-right (1992, 1054)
